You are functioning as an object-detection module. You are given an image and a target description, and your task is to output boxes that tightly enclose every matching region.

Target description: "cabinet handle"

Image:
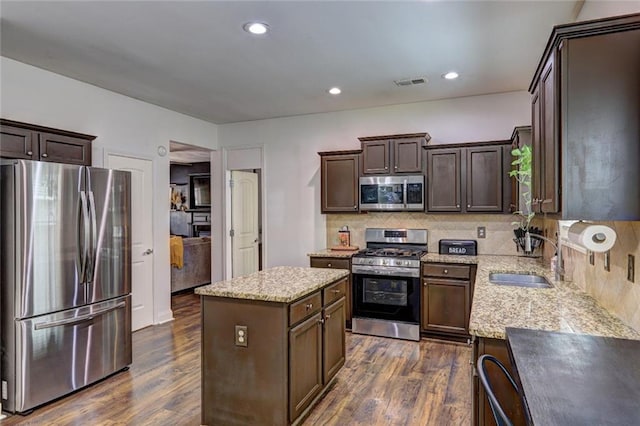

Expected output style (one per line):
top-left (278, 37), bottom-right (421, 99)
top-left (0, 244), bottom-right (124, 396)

top-left (327, 263), bottom-right (332, 267)
top-left (443, 269), bottom-right (449, 274)
top-left (318, 318), bottom-right (325, 324)
top-left (27, 150), bottom-right (33, 156)
top-left (394, 165), bottom-right (398, 170)
top-left (353, 205), bottom-right (357, 210)
top-left (385, 166), bottom-right (388, 170)
top-left (467, 204), bottom-right (471, 208)
top-left (541, 199), bottom-right (552, 204)
top-left (41, 153), bottom-right (49, 158)
top-left (305, 303), bottom-right (313, 310)
top-left (456, 204), bottom-right (460, 208)
top-left (325, 314), bottom-right (331, 319)
top-left (332, 289), bottom-right (341, 294)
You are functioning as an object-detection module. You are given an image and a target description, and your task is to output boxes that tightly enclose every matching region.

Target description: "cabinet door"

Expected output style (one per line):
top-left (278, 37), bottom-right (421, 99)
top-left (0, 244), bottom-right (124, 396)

top-left (531, 87), bottom-right (543, 214)
top-left (38, 132), bottom-right (92, 165)
top-left (289, 312), bottom-right (323, 422)
top-left (427, 148), bottom-right (461, 212)
top-left (321, 154), bottom-right (359, 213)
top-left (361, 140), bottom-right (390, 174)
top-left (393, 138), bottom-right (422, 173)
top-left (540, 53), bottom-right (559, 213)
top-left (0, 124), bottom-right (36, 160)
top-left (466, 146), bottom-right (503, 212)
top-left (322, 297), bottom-right (346, 384)
top-left (422, 278), bottom-right (469, 335)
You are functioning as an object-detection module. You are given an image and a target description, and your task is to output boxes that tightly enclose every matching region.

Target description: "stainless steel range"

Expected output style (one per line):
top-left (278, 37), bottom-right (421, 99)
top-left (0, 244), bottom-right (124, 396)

top-left (351, 228), bottom-right (427, 341)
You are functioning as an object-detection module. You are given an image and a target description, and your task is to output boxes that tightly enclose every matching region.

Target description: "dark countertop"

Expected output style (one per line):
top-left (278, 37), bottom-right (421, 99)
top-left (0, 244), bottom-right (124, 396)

top-left (506, 327), bottom-right (640, 426)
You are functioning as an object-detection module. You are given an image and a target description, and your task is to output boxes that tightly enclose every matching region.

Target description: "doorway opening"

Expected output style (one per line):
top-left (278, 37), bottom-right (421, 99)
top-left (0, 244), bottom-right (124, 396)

top-left (169, 141), bottom-right (213, 307)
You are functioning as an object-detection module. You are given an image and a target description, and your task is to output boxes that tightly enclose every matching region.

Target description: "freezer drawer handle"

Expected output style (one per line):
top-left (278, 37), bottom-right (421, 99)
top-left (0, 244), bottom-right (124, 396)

top-left (34, 301), bottom-right (127, 330)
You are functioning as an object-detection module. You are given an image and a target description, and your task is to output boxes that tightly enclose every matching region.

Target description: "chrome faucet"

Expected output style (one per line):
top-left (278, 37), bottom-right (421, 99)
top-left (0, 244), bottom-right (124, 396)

top-left (525, 231), bottom-right (564, 280)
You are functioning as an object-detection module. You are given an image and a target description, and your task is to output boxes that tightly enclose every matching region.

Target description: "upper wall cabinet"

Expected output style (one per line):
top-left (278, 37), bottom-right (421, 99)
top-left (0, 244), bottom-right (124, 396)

top-left (319, 150), bottom-right (361, 213)
top-left (426, 141), bottom-right (512, 213)
top-left (358, 133), bottom-right (430, 175)
top-left (1, 119), bottom-right (94, 166)
top-left (529, 14), bottom-right (640, 220)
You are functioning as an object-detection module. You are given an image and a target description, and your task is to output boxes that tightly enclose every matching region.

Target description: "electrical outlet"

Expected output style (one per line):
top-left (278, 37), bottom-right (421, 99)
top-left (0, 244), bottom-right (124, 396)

top-left (589, 251), bottom-right (594, 266)
top-left (235, 325), bottom-right (248, 347)
top-left (604, 251), bottom-right (610, 272)
top-left (477, 226), bottom-right (486, 239)
top-left (628, 255), bottom-right (635, 283)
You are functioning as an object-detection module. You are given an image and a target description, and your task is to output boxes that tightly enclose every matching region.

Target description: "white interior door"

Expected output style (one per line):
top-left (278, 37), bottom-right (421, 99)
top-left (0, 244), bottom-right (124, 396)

top-left (231, 171), bottom-right (259, 278)
top-left (106, 154), bottom-right (154, 331)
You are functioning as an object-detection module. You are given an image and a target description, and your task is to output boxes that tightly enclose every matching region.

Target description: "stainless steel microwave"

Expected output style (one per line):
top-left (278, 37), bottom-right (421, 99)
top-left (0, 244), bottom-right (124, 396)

top-left (359, 175), bottom-right (424, 211)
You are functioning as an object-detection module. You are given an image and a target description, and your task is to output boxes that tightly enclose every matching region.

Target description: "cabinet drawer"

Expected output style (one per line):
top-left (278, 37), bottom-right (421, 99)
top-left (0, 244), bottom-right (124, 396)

top-left (310, 257), bottom-right (350, 270)
top-left (423, 263), bottom-right (470, 279)
top-left (289, 292), bottom-right (322, 326)
top-left (323, 278), bottom-right (347, 306)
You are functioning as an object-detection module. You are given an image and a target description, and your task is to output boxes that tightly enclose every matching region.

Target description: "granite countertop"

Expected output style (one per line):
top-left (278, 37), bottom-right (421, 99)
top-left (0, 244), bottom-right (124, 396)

top-left (421, 253), bottom-right (640, 341)
top-left (307, 249), bottom-right (360, 258)
top-left (195, 266), bottom-right (349, 303)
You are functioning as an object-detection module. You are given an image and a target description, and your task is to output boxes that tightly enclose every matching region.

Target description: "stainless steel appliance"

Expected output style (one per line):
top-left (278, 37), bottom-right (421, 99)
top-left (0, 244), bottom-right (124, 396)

top-left (359, 175), bottom-right (424, 211)
top-left (1, 159), bottom-right (132, 414)
top-left (351, 228), bottom-right (428, 341)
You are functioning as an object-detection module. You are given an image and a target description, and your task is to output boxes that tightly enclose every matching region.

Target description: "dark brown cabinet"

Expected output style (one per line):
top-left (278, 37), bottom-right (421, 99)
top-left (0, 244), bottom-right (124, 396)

top-left (421, 263), bottom-right (474, 338)
top-left (318, 150), bottom-right (360, 213)
top-left (289, 290), bottom-right (346, 422)
top-left (289, 312), bottom-right (323, 421)
top-left (473, 337), bottom-right (526, 426)
top-left (426, 142), bottom-right (510, 213)
top-left (359, 133), bottom-right (430, 175)
top-left (310, 256), bottom-right (352, 328)
top-left (528, 14), bottom-right (640, 220)
top-left (1, 119), bottom-right (94, 165)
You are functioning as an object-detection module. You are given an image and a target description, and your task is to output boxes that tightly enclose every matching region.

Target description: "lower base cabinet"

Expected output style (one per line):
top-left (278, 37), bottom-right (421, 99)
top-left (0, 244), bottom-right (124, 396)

top-left (421, 263), bottom-right (475, 339)
top-left (289, 297), bottom-right (345, 421)
top-left (202, 277), bottom-right (347, 426)
top-left (473, 337), bottom-right (526, 426)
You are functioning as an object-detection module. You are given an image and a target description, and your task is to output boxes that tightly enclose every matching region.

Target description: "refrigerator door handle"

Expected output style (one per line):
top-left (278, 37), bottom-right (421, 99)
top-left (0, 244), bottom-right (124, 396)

top-left (86, 190), bottom-right (98, 284)
top-left (77, 191), bottom-right (91, 284)
top-left (33, 301), bottom-right (127, 330)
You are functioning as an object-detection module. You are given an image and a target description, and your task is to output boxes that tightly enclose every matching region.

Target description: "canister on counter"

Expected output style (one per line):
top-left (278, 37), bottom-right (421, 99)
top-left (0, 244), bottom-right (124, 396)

top-left (338, 225), bottom-right (351, 247)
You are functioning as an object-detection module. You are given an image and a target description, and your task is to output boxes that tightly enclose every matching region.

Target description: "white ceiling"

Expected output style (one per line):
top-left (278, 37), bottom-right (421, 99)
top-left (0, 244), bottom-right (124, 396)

top-left (1, 1), bottom-right (582, 124)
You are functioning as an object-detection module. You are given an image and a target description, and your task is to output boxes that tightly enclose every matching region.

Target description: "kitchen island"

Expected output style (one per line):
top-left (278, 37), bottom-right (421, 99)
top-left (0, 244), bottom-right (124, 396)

top-left (195, 266), bottom-right (349, 426)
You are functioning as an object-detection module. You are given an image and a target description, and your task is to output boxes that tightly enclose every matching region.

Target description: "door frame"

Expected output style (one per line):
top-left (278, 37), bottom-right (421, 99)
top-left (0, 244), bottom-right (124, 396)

top-left (217, 146), bottom-right (265, 280)
top-left (103, 149), bottom-right (162, 324)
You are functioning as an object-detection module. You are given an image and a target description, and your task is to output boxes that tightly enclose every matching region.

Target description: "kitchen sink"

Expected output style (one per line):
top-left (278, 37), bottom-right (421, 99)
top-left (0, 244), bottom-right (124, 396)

top-left (488, 272), bottom-right (553, 288)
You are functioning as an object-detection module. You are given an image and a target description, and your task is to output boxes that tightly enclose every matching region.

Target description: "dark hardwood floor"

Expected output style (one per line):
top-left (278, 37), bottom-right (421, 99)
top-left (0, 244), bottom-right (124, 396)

top-left (1, 292), bottom-right (471, 425)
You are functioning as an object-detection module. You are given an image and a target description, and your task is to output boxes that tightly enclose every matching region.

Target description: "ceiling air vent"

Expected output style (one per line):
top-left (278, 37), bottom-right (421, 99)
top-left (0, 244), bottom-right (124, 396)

top-left (394, 76), bottom-right (428, 87)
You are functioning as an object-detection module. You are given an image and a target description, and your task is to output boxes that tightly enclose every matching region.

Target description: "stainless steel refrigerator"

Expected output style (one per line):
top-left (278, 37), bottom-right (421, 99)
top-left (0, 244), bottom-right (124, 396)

top-left (0, 159), bottom-right (132, 414)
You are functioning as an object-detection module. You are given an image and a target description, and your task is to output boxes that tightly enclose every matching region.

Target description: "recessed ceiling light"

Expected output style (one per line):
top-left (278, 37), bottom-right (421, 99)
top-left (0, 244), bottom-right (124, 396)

top-left (328, 87), bottom-right (341, 95)
top-left (443, 71), bottom-right (459, 80)
top-left (243, 22), bottom-right (269, 35)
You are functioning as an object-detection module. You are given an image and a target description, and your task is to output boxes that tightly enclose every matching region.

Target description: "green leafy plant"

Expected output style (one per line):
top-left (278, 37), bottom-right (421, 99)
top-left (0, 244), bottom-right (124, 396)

top-left (509, 144), bottom-right (534, 231)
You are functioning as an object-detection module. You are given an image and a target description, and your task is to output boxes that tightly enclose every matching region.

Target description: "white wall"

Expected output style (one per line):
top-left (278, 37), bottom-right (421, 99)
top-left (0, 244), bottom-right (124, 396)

top-left (577, 0), bottom-right (640, 21)
top-left (1, 56), bottom-right (219, 324)
top-left (218, 91), bottom-right (531, 268)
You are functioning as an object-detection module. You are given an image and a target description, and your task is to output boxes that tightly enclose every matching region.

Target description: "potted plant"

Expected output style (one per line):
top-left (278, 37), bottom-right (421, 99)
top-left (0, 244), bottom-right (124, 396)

top-left (509, 145), bottom-right (542, 255)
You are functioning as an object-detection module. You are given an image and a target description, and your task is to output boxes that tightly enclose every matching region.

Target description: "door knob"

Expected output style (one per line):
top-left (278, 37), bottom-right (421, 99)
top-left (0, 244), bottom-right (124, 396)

top-left (143, 248), bottom-right (153, 255)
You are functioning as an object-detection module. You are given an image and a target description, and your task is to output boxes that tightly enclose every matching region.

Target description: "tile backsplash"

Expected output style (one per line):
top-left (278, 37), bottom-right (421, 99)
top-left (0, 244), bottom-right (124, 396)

top-left (326, 213), bottom-right (522, 255)
top-left (544, 218), bottom-right (640, 333)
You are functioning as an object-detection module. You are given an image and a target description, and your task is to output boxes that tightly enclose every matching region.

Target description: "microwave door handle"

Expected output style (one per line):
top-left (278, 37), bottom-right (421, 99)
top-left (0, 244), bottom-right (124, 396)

top-left (403, 179), bottom-right (408, 208)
